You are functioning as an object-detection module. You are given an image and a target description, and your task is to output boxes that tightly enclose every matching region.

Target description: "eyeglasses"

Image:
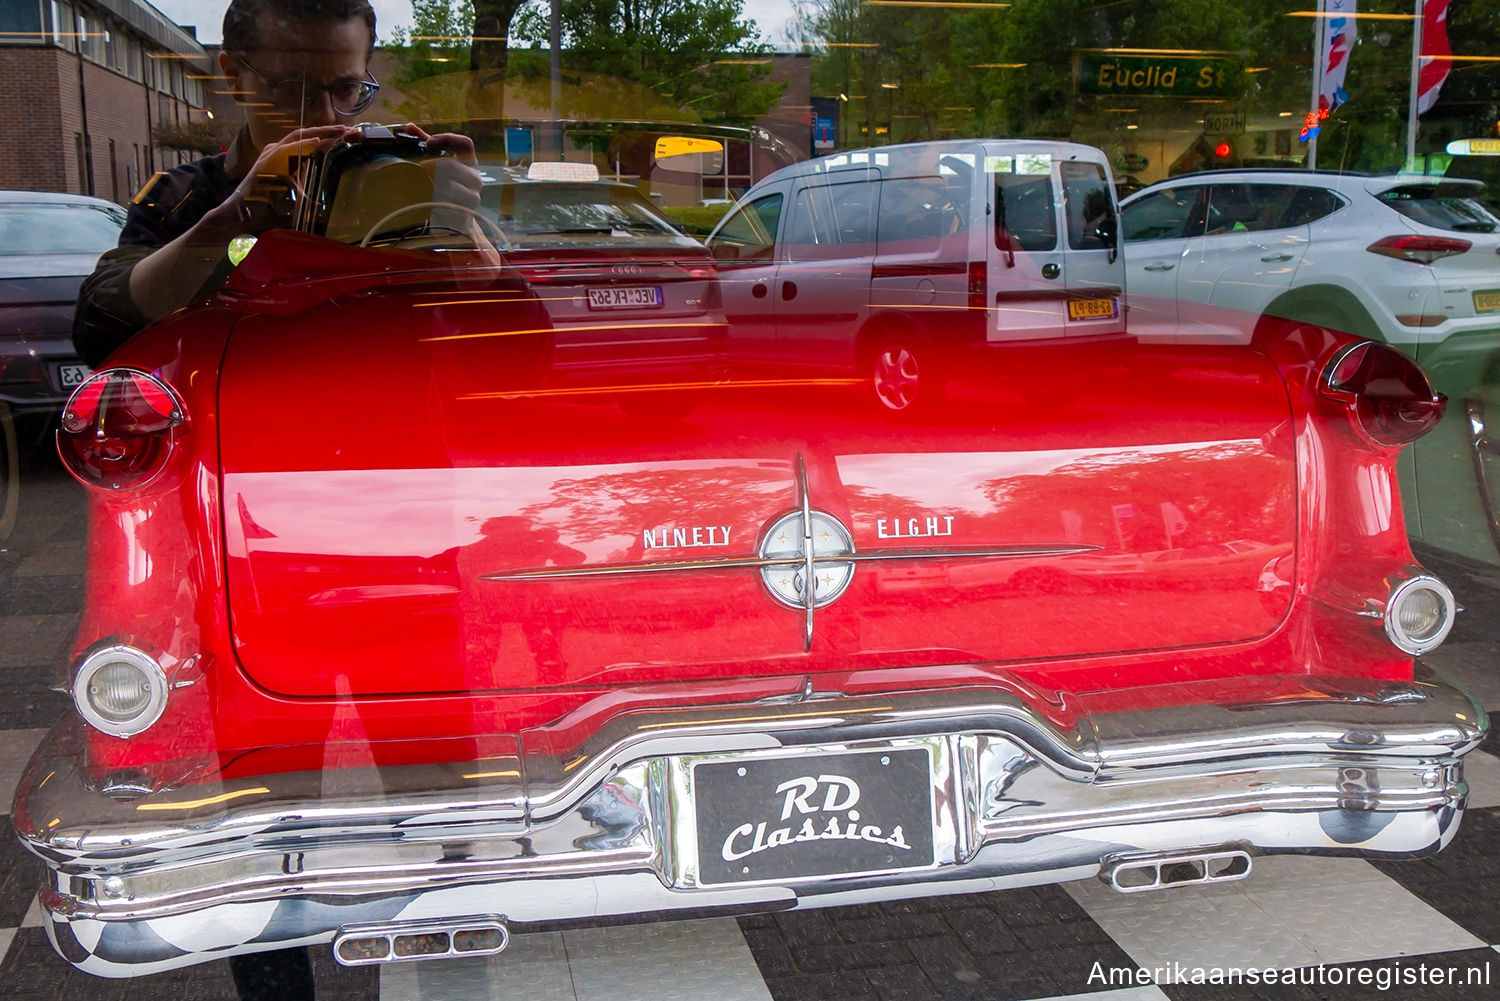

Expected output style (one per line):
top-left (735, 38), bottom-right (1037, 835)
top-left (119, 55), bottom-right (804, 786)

top-left (235, 55), bottom-right (380, 117)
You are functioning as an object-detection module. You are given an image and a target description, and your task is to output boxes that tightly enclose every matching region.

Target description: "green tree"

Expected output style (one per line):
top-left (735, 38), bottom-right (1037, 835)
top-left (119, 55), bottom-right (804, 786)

top-left (386, 0), bottom-right (477, 120)
top-left (389, 0), bottom-right (476, 83)
top-left (511, 0), bottom-right (784, 121)
top-left (472, 0), bottom-right (528, 89)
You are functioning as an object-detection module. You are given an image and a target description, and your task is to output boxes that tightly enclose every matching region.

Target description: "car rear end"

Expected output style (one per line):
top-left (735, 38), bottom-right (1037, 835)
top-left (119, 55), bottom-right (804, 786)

top-left (0, 194), bottom-right (124, 427)
top-left (486, 174), bottom-right (726, 390)
top-left (0, 269), bottom-right (93, 419)
top-left (978, 142), bottom-right (1125, 345)
top-left (1362, 177), bottom-right (1500, 561)
top-left (1338, 176), bottom-right (1500, 349)
top-left (11, 203), bottom-right (1487, 978)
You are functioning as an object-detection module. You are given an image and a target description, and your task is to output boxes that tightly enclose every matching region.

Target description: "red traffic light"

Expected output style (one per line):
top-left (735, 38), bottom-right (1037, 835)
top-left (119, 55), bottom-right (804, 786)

top-left (1214, 142), bottom-right (1232, 158)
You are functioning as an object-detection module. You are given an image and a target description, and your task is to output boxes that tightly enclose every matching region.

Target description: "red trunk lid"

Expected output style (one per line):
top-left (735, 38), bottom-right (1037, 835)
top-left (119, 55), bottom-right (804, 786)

top-left (218, 278), bottom-right (1296, 697)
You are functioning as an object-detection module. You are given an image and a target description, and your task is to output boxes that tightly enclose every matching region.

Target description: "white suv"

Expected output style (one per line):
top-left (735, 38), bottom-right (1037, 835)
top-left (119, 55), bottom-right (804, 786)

top-left (1122, 171), bottom-right (1500, 564)
top-left (1119, 170), bottom-right (1500, 352)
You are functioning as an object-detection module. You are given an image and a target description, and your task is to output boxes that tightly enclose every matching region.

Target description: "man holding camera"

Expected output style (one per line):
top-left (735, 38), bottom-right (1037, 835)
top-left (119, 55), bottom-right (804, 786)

top-left (74, 0), bottom-right (384, 365)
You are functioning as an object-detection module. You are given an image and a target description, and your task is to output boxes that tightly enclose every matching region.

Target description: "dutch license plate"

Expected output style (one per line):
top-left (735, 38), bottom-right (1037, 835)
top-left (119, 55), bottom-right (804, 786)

top-left (692, 747), bottom-right (935, 886)
top-left (1067, 297), bottom-right (1118, 321)
top-left (587, 286), bottom-right (663, 310)
top-left (1474, 290), bottom-right (1500, 314)
top-left (56, 363), bottom-right (92, 390)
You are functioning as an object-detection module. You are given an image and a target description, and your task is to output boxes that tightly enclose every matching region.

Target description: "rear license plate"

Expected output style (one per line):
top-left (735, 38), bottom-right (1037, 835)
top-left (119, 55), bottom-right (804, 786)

top-left (587, 286), bottom-right (663, 310)
top-left (692, 747), bottom-right (935, 886)
top-left (56, 363), bottom-right (92, 390)
top-left (1474, 290), bottom-right (1500, 313)
top-left (1067, 297), bottom-right (1119, 321)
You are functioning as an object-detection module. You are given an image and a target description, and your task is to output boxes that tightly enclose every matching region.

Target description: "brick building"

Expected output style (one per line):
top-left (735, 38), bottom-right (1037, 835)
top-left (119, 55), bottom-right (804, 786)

top-left (0, 0), bottom-right (210, 200)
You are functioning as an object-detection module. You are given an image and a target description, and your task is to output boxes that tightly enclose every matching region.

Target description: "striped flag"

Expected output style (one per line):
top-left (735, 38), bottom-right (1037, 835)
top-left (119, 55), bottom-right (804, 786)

top-left (1417, 0), bottom-right (1452, 115)
top-left (1319, 0), bottom-right (1358, 116)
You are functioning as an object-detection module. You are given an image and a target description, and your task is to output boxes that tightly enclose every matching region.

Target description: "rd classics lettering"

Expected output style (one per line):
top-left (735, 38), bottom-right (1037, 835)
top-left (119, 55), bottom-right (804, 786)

top-left (718, 772), bottom-right (912, 863)
top-left (877, 516), bottom-right (954, 540)
top-left (721, 815), bottom-right (912, 862)
top-left (642, 526), bottom-right (731, 550)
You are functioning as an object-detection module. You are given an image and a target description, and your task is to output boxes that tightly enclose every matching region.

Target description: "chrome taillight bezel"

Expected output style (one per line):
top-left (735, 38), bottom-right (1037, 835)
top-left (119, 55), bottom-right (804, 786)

top-left (57, 368), bottom-right (188, 491)
top-left (1319, 340), bottom-right (1446, 448)
top-left (1383, 574), bottom-right (1457, 656)
top-left (72, 643), bottom-right (170, 738)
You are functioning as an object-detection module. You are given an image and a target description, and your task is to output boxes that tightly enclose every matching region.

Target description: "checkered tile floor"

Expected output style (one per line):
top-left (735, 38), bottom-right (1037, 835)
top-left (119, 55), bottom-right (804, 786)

top-left (3, 459), bottom-right (1498, 1001)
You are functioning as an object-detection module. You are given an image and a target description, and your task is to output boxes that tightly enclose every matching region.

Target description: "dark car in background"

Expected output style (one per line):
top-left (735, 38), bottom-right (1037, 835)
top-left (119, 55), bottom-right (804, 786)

top-left (0, 191), bottom-right (124, 427)
top-left (0, 190), bottom-right (125, 537)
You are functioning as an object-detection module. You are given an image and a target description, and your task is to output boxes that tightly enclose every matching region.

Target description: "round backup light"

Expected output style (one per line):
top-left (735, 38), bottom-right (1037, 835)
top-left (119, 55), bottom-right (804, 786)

top-left (72, 646), bottom-right (169, 738)
top-left (1384, 575), bottom-right (1456, 656)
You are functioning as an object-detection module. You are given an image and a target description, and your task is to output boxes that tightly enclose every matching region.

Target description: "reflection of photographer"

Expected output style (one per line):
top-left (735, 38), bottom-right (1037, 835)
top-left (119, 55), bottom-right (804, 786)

top-left (75, 0), bottom-right (383, 366)
top-left (318, 125), bottom-right (500, 260)
top-left (73, 0), bottom-right (491, 366)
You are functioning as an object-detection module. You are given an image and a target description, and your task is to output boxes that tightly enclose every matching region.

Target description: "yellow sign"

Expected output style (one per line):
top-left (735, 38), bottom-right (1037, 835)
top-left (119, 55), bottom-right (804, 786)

top-left (654, 137), bottom-right (724, 159)
top-left (1446, 138), bottom-right (1500, 156)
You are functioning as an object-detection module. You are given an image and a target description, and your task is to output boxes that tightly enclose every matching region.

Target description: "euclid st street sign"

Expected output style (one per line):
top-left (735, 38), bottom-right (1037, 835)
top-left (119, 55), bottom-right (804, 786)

top-left (1078, 54), bottom-right (1240, 98)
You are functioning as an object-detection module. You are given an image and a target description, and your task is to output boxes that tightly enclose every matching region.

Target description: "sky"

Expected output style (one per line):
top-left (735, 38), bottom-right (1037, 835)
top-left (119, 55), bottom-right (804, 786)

top-left (149, 0), bottom-right (801, 47)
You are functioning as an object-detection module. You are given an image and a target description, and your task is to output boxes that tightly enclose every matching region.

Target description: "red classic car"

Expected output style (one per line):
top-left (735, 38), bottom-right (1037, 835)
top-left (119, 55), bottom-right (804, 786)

top-left (12, 126), bottom-right (1487, 977)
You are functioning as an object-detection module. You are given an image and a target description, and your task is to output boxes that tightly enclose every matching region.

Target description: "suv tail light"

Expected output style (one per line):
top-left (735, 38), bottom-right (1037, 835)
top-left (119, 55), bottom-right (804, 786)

top-left (1320, 340), bottom-right (1445, 447)
top-left (57, 369), bottom-right (186, 490)
top-left (968, 261), bottom-right (986, 312)
top-left (1366, 235), bottom-right (1472, 264)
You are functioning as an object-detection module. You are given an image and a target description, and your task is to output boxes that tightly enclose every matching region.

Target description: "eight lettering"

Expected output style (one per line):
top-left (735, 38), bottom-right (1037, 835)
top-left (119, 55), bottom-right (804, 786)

top-left (876, 515), bottom-right (954, 540)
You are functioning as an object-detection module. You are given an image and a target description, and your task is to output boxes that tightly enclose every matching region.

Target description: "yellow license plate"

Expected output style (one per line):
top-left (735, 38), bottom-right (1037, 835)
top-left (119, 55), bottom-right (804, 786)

top-left (1068, 297), bottom-right (1118, 321)
top-left (1474, 290), bottom-right (1500, 313)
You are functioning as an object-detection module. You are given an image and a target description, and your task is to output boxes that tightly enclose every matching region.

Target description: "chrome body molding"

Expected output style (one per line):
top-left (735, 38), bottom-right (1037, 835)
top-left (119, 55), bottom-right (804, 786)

top-left (481, 454), bottom-right (1097, 652)
top-left (1466, 395), bottom-right (1500, 555)
top-left (12, 670), bottom-right (1487, 977)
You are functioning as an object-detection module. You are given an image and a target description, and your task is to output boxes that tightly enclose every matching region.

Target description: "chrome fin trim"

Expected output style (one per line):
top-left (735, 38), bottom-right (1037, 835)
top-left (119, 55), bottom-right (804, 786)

top-left (797, 453), bottom-right (816, 651)
top-left (480, 544), bottom-right (1099, 582)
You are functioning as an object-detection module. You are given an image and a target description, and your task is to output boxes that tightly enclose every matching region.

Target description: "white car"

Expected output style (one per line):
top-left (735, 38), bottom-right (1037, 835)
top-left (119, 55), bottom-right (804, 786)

top-left (1119, 170), bottom-right (1500, 352)
top-left (706, 140), bottom-right (1125, 412)
top-left (1122, 171), bottom-right (1500, 564)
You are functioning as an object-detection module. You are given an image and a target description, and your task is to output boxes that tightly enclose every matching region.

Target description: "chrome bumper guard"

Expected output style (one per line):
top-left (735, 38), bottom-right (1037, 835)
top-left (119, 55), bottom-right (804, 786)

top-left (13, 671), bottom-right (1488, 977)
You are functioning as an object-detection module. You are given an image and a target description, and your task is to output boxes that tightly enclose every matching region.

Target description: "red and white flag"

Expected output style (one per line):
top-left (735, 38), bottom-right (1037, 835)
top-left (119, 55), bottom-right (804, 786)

top-left (1318, 0), bottom-right (1358, 115)
top-left (1417, 0), bottom-right (1452, 115)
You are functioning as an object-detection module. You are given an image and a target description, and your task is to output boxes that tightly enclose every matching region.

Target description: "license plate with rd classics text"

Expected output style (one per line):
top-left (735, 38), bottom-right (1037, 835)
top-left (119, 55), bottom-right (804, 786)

top-left (692, 747), bottom-right (936, 886)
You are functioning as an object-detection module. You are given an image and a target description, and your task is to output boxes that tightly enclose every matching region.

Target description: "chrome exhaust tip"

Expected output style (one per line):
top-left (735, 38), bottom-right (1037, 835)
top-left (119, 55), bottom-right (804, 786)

top-left (1100, 848), bottom-right (1252, 893)
top-left (333, 915), bottom-right (509, 966)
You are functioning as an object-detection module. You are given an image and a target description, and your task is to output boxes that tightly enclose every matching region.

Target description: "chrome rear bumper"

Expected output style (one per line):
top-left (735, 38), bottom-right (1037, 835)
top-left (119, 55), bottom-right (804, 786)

top-left (13, 671), bottom-right (1487, 977)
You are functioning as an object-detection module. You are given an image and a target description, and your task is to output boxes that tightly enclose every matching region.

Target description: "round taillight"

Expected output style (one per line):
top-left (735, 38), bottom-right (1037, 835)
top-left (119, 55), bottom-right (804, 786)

top-left (72, 645), bottom-right (169, 738)
top-left (57, 369), bottom-right (185, 490)
top-left (1384, 575), bottom-right (1456, 656)
top-left (1320, 340), bottom-right (1446, 447)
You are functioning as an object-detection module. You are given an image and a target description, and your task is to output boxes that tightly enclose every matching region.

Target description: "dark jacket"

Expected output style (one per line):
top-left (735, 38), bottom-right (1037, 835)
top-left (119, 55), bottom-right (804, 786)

top-left (73, 150), bottom-right (238, 367)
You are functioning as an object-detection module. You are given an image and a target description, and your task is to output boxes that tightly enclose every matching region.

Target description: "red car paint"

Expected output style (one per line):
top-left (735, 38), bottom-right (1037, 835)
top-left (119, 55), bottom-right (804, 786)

top-left (63, 225), bottom-right (1434, 780)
